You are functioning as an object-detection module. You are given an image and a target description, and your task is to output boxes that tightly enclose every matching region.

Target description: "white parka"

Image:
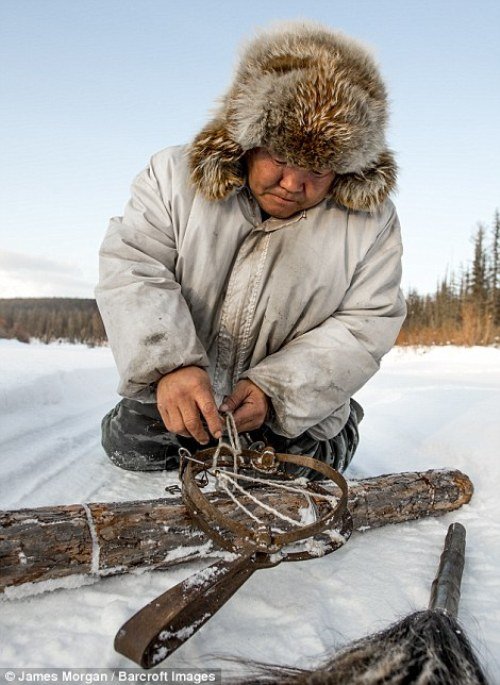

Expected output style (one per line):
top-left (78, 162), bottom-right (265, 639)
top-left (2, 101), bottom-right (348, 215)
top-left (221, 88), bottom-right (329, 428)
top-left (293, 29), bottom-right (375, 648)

top-left (96, 145), bottom-right (406, 440)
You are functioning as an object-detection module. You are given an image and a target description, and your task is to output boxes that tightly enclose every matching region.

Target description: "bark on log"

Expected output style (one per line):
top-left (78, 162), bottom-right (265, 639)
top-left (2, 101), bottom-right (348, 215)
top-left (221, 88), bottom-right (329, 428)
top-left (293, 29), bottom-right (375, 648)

top-left (0, 469), bottom-right (473, 596)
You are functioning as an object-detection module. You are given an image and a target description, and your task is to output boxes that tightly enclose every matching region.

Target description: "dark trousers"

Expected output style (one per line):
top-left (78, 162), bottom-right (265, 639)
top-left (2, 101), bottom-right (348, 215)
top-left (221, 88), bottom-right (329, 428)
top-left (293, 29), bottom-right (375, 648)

top-left (101, 398), bottom-right (363, 476)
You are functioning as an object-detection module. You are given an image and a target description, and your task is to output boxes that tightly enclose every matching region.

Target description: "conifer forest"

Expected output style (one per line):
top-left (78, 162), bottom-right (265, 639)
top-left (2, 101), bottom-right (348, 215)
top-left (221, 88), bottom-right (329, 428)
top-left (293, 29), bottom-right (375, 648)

top-left (0, 298), bottom-right (106, 346)
top-left (399, 210), bottom-right (499, 345)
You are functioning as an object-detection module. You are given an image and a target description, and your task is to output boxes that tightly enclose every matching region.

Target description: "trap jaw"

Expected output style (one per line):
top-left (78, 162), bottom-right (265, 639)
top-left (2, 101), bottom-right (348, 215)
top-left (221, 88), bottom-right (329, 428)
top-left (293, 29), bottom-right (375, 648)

top-left (115, 442), bottom-right (351, 668)
top-left (181, 444), bottom-right (352, 560)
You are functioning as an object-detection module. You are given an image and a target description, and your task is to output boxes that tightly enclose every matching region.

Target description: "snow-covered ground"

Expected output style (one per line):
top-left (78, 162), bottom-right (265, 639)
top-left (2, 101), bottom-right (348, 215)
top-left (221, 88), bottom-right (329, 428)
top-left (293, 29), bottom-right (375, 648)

top-left (1, 340), bottom-right (499, 681)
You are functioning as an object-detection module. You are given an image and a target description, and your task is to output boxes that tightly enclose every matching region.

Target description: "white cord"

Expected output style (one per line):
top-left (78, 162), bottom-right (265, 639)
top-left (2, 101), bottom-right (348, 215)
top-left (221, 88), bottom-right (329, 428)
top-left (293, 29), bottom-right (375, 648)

top-left (212, 412), bottom-right (242, 480)
top-left (217, 469), bottom-right (338, 504)
top-left (217, 478), bottom-right (264, 525)
top-left (217, 470), bottom-right (303, 527)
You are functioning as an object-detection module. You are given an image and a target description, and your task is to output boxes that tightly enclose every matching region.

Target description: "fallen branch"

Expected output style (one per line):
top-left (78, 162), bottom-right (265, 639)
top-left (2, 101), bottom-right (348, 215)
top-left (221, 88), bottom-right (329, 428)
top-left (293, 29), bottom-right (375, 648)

top-left (0, 469), bottom-right (473, 596)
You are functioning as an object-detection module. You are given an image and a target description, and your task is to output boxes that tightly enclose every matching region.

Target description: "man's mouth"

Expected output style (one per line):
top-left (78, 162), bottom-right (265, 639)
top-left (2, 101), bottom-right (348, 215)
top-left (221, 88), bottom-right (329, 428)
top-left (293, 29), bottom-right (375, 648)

top-left (268, 193), bottom-right (299, 204)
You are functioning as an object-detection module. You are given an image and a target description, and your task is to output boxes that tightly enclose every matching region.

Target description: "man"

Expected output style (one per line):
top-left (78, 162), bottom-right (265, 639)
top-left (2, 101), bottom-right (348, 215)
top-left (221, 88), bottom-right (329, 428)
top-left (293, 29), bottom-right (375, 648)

top-left (96, 22), bottom-right (406, 475)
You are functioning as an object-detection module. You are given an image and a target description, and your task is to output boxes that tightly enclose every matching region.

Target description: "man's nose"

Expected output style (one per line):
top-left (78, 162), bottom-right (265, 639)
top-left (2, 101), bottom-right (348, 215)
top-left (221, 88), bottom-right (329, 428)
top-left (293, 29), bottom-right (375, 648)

top-left (279, 167), bottom-right (306, 193)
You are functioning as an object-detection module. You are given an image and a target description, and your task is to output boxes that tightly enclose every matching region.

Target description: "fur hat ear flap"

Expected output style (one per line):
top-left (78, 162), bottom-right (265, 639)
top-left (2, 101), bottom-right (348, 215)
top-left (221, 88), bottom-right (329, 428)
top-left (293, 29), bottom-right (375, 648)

top-left (330, 149), bottom-right (398, 212)
top-left (189, 120), bottom-right (246, 201)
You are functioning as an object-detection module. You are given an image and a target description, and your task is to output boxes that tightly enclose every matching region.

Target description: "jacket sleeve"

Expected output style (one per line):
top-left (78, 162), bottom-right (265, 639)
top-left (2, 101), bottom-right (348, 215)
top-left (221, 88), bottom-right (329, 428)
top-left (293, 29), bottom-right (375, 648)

top-left (242, 202), bottom-right (406, 438)
top-left (95, 157), bottom-right (208, 402)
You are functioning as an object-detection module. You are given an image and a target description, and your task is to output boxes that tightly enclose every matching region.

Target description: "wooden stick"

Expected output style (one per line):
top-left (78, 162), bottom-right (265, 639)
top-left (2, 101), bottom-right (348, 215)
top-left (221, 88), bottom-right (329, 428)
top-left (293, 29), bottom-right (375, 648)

top-left (0, 469), bottom-right (473, 595)
top-left (429, 522), bottom-right (466, 617)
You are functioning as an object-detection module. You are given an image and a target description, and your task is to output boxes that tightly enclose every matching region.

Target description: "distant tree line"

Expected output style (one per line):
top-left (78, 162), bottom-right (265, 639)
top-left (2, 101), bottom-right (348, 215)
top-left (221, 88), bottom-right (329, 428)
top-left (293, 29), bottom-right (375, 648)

top-left (1, 210), bottom-right (499, 348)
top-left (0, 298), bottom-right (107, 345)
top-left (398, 210), bottom-right (500, 345)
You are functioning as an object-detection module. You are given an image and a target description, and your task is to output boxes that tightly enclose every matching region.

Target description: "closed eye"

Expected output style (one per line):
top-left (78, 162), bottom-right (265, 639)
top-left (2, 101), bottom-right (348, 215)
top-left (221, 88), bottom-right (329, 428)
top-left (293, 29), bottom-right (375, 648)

top-left (311, 169), bottom-right (331, 178)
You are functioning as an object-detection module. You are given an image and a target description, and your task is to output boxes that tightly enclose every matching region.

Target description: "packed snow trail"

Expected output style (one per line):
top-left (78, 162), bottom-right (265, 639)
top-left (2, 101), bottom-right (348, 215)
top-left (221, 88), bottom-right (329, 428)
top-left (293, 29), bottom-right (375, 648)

top-left (0, 340), bottom-right (499, 681)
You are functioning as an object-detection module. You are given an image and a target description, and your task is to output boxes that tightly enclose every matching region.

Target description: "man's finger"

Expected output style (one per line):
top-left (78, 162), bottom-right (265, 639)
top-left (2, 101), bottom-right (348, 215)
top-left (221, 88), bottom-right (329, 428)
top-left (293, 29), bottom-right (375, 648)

top-left (179, 401), bottom-right (210, 444)
top-left (220, 382), bottom-right (248, 413)
top-left (197, 395), bottom-right (223, 439)
top-left (157, 402), bottom-right (173, 431)
top-left (232, 404), bottom-right (263, 432)
top-left (159, 406), bottom-right (189, 438)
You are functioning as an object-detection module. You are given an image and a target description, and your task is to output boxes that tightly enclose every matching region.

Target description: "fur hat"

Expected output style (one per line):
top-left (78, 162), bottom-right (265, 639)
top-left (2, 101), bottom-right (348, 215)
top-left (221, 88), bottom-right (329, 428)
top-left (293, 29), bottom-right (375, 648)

top-left (188, 22), bottom-right (397, 212)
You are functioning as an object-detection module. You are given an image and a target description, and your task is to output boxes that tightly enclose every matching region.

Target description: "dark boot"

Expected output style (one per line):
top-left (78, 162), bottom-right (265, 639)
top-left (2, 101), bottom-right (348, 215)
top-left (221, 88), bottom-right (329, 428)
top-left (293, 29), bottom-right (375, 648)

top-left (254, 398), bottom-right (363, 478)
top-left (101, 399), bottom-right (185, 471)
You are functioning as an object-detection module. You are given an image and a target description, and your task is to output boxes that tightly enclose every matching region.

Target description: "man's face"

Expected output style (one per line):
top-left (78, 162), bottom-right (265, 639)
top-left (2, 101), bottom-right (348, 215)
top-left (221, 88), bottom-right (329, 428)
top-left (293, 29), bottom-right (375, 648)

top-left (246, 147), bottom-right (335, 219)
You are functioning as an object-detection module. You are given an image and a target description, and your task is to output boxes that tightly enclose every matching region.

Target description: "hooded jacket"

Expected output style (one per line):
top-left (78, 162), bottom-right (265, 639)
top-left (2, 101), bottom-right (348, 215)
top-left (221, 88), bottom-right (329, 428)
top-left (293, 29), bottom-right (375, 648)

top-left (96, 23), bottom-right (406, 439)
top-left (96, 145), bottom-right (406, 439)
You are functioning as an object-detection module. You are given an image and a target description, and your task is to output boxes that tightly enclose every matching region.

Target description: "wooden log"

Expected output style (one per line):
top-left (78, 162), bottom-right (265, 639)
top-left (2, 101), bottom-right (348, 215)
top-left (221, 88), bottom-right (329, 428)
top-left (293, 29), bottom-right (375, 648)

top-left (0, 469), bottom-right (473, 596)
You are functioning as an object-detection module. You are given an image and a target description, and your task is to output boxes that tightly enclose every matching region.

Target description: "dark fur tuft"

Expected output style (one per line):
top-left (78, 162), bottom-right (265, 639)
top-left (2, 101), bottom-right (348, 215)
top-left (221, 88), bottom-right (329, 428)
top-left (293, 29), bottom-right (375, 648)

top-left (227, 611), bottom-right (489, 684)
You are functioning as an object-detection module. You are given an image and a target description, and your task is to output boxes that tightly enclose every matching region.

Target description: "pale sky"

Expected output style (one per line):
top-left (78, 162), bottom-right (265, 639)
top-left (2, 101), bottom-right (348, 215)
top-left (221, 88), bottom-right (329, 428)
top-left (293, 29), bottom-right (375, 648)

top-left (1, 0), bottom-right (499, 298)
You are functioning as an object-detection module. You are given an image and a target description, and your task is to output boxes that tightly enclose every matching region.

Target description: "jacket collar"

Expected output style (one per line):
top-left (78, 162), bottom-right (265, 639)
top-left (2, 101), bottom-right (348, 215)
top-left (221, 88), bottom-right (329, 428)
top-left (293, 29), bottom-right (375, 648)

top-left (237, 186), bottom-right (308, 233)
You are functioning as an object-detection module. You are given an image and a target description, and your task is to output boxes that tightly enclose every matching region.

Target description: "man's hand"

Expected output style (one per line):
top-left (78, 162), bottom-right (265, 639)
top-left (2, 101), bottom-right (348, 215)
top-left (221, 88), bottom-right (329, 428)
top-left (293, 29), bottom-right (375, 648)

top-left (220, 380), bottom-right (270, 432)
top-left (156, 366), bottom-right (223, 444)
